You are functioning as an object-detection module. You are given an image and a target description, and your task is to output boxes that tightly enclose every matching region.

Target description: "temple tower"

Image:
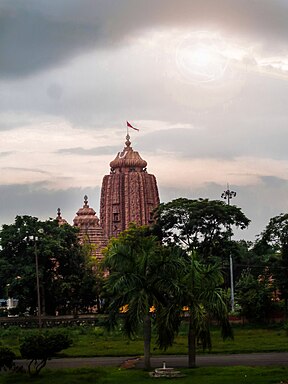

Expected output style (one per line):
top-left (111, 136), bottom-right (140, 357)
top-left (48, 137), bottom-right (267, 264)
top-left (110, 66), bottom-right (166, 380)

top-left (56, 208), bottom-right (68, 226)
top-left (73, 195), bottom-right (108, 261)
top-left (100, 134), bottom-right (160, 239)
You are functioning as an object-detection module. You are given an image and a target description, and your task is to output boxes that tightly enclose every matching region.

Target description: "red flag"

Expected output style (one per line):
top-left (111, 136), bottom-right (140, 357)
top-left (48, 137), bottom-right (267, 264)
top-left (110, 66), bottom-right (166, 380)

top-left (127, 121), bottom-right (139, 131)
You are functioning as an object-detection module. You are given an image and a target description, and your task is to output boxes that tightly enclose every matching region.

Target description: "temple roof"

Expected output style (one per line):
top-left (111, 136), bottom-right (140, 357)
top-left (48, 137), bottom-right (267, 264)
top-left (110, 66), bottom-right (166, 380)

top-left (110, 134), bottom-right (147, 172)
top-left (73, 195), bottom-right (100, 227)
top-left (73, 195), bottom-right (107, 260)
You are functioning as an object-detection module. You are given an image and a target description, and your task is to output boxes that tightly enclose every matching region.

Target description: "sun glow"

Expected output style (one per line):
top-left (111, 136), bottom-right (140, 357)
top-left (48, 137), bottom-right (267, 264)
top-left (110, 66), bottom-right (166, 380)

top-left (176, 31), bottom-right (232, 83)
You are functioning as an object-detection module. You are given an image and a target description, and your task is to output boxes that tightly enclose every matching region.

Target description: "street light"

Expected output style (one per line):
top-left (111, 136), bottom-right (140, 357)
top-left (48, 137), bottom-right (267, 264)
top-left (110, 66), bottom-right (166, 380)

top-left (221, 184), bottom-right (236, 312)
top-left (34, 237), bottom-right (42, 328)
top-left (26, 229), bottom-right (43, 328)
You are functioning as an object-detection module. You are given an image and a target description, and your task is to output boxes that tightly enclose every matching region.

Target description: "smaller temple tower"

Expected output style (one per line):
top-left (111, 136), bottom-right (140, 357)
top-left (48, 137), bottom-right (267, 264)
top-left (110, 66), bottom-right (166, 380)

top-left (100, 134), bottom-right (160, 239)
top-left (73, 195), bottom-right (107, 261)
top-left (56, 208), bottom-right (68, 226)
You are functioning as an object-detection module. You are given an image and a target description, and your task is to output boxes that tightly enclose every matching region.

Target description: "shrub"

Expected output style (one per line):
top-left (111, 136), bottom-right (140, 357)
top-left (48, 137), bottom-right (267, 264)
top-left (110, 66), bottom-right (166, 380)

top-left (0, 346), bottom-right (16, 371)
top-left (20, 333), bottom-right (72, 376)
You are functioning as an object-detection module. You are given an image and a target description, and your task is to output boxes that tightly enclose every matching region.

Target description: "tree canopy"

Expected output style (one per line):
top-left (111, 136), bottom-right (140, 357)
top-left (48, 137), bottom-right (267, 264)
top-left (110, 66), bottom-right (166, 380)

top-left (255, 213), bottom-right (288, 316)
top-left (0, 215), bottom-right (96, 316)
top-left (156, 252), bottom-right (233, 368)
top-left (154, 198), bottom-right (250, 263)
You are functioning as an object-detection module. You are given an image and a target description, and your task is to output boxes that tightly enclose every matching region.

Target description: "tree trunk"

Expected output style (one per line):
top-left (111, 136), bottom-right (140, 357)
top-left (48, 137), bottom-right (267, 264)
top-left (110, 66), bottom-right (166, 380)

top-left (188, 315), bottom-right (196, 368)
top-left (143, 313), bottom-right (151, 370)
top-left (41, 285), bottom-right (46, 317)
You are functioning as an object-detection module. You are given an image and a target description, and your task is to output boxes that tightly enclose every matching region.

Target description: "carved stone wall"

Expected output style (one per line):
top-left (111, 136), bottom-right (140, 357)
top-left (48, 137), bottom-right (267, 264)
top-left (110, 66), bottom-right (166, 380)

top-left (100, 135), bottom-right (160, 239)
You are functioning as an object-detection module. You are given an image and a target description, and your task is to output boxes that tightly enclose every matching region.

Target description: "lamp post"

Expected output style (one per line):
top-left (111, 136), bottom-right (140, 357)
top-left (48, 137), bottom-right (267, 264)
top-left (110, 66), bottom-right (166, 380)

top-left (221, 185), bottom-right (236, 312)
top-left (34, 239), bottom-right (42, 328)
top-left (26, 229), bottom-right (43, 328)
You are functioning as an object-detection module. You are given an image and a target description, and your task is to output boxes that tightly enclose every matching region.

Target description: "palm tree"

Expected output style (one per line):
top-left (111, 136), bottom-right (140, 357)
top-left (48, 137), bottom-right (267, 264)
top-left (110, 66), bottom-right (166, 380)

top-left (157, 253), bottom-right (233, 368)
top-left (103, 225), bottom-right (183, 370)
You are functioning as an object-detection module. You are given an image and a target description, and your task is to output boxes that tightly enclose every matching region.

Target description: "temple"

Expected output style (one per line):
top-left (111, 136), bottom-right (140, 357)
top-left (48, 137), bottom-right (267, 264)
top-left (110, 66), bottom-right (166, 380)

top-left (61, 133), bottom-right (160, 260)
top-left (73, 195), bottom-right (108, 261)
top-left (100, 134), bottom-right (160, 239)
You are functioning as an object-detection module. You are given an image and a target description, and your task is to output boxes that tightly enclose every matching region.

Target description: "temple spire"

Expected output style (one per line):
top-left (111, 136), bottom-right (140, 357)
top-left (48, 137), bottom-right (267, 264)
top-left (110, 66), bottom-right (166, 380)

top-left (56, 207), bottom-right (67, 226)
top-left (100, 133), bottom-right (159, 239)
top-left (125, 134), bottom-right (131, 147)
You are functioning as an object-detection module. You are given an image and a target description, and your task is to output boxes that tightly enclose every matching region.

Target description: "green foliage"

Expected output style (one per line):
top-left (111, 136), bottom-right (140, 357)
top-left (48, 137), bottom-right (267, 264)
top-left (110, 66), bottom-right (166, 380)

top-left (103, 223), bottom-right (233, 369)
top-left (156, 252), bottom-right (233, 368)
top-left (236, 270), bottom-right (275, 323)
top-left (0, 215), bottom-right (97, 315)
top-left (0, 347), bottom-right (16, 371)
top-left (20, 332), bottom-right (72, 376)
top-left (282, 321), bottom-right (288, 335)
top-left (229, 240), bottom-right (268, 297)
top-left (258, 213), bottom-right (288, 254)
top-left (254, 213), bottom-right (288, 316)
top-left (154, 198), bottom-right (250, 263)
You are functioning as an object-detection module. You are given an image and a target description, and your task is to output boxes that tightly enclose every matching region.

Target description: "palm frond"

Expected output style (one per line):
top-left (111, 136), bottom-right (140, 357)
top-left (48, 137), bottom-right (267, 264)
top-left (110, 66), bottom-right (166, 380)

top-left (155, 303), bottom-right (182, 350)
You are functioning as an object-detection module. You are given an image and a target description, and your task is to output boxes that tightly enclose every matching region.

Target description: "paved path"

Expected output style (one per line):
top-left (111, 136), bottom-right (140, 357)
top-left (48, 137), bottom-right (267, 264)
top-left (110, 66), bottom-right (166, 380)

top-left (15, 352), bottom-right (288, 370)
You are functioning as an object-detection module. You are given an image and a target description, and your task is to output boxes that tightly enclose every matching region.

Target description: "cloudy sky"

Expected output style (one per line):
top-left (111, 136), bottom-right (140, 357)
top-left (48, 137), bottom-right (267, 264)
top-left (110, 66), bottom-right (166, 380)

top-left (1, 0), bottom-right (288, 241)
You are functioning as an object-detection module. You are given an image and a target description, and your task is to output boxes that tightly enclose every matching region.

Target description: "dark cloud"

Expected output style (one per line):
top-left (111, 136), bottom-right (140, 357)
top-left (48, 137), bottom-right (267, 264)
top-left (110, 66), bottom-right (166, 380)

top-left (0, 152), bottom-right (14, 157)
top-left (2, 167), bottom-right (50, 174)
top-left (57, 146), bottom-right (119, 156)
top-left (0, 1), bottom-right (100, 78)
top-left (1, 0), bottom-right (288, 78)
top-left (260, 175), bottom-right (288, 188)
top-left (0, 183), bottom-right (100, 228)
top-left (1, 173), bottom-right (288, 242)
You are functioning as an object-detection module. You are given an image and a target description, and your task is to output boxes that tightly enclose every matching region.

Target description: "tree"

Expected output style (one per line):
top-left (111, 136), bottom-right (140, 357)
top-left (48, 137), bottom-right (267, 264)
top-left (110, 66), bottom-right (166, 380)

top-left (81, 242), bottom-right (106, 313)
top-left (0, 215), bottom-right (96, 316)
top-left (154, 198), bottom-right (250, 264)
top-left (236, 269), bottom-right (276, 323)
top-left (255, 213), bottom-right (288, 316)
top-left (157, 252), bottom-right (233, 368)
top-left (231, 240), bottom-right (267, 287)
top-left (103, 224), bottom-right (183, 370)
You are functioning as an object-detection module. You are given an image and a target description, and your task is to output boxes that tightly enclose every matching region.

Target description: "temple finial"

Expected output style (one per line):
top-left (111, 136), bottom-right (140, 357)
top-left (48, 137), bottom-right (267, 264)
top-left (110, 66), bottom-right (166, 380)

top-left (125, 134), bottom-right (131, 147)
top-left (57, 208), bottom-right (61, 218)
top-left (84, 195), bottom-right (88, 207)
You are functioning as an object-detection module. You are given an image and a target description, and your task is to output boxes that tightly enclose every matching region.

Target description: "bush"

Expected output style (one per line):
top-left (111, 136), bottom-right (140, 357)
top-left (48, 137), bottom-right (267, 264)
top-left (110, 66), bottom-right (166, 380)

top-left (20, 332), bottom-right (72, 376)
top-left (0, 346), bottom-right (16, 371)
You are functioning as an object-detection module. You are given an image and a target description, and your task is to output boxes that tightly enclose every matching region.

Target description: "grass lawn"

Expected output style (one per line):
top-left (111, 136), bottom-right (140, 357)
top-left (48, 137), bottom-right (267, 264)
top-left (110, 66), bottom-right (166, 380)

top-left (1, 324), bottom-right (288, 383)
top-left (1, 323), bottom-right (288, 358)
top-left (64, 326), bottom-right (288, 357)
top-left (0, 366), bottom-right (288, 384)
